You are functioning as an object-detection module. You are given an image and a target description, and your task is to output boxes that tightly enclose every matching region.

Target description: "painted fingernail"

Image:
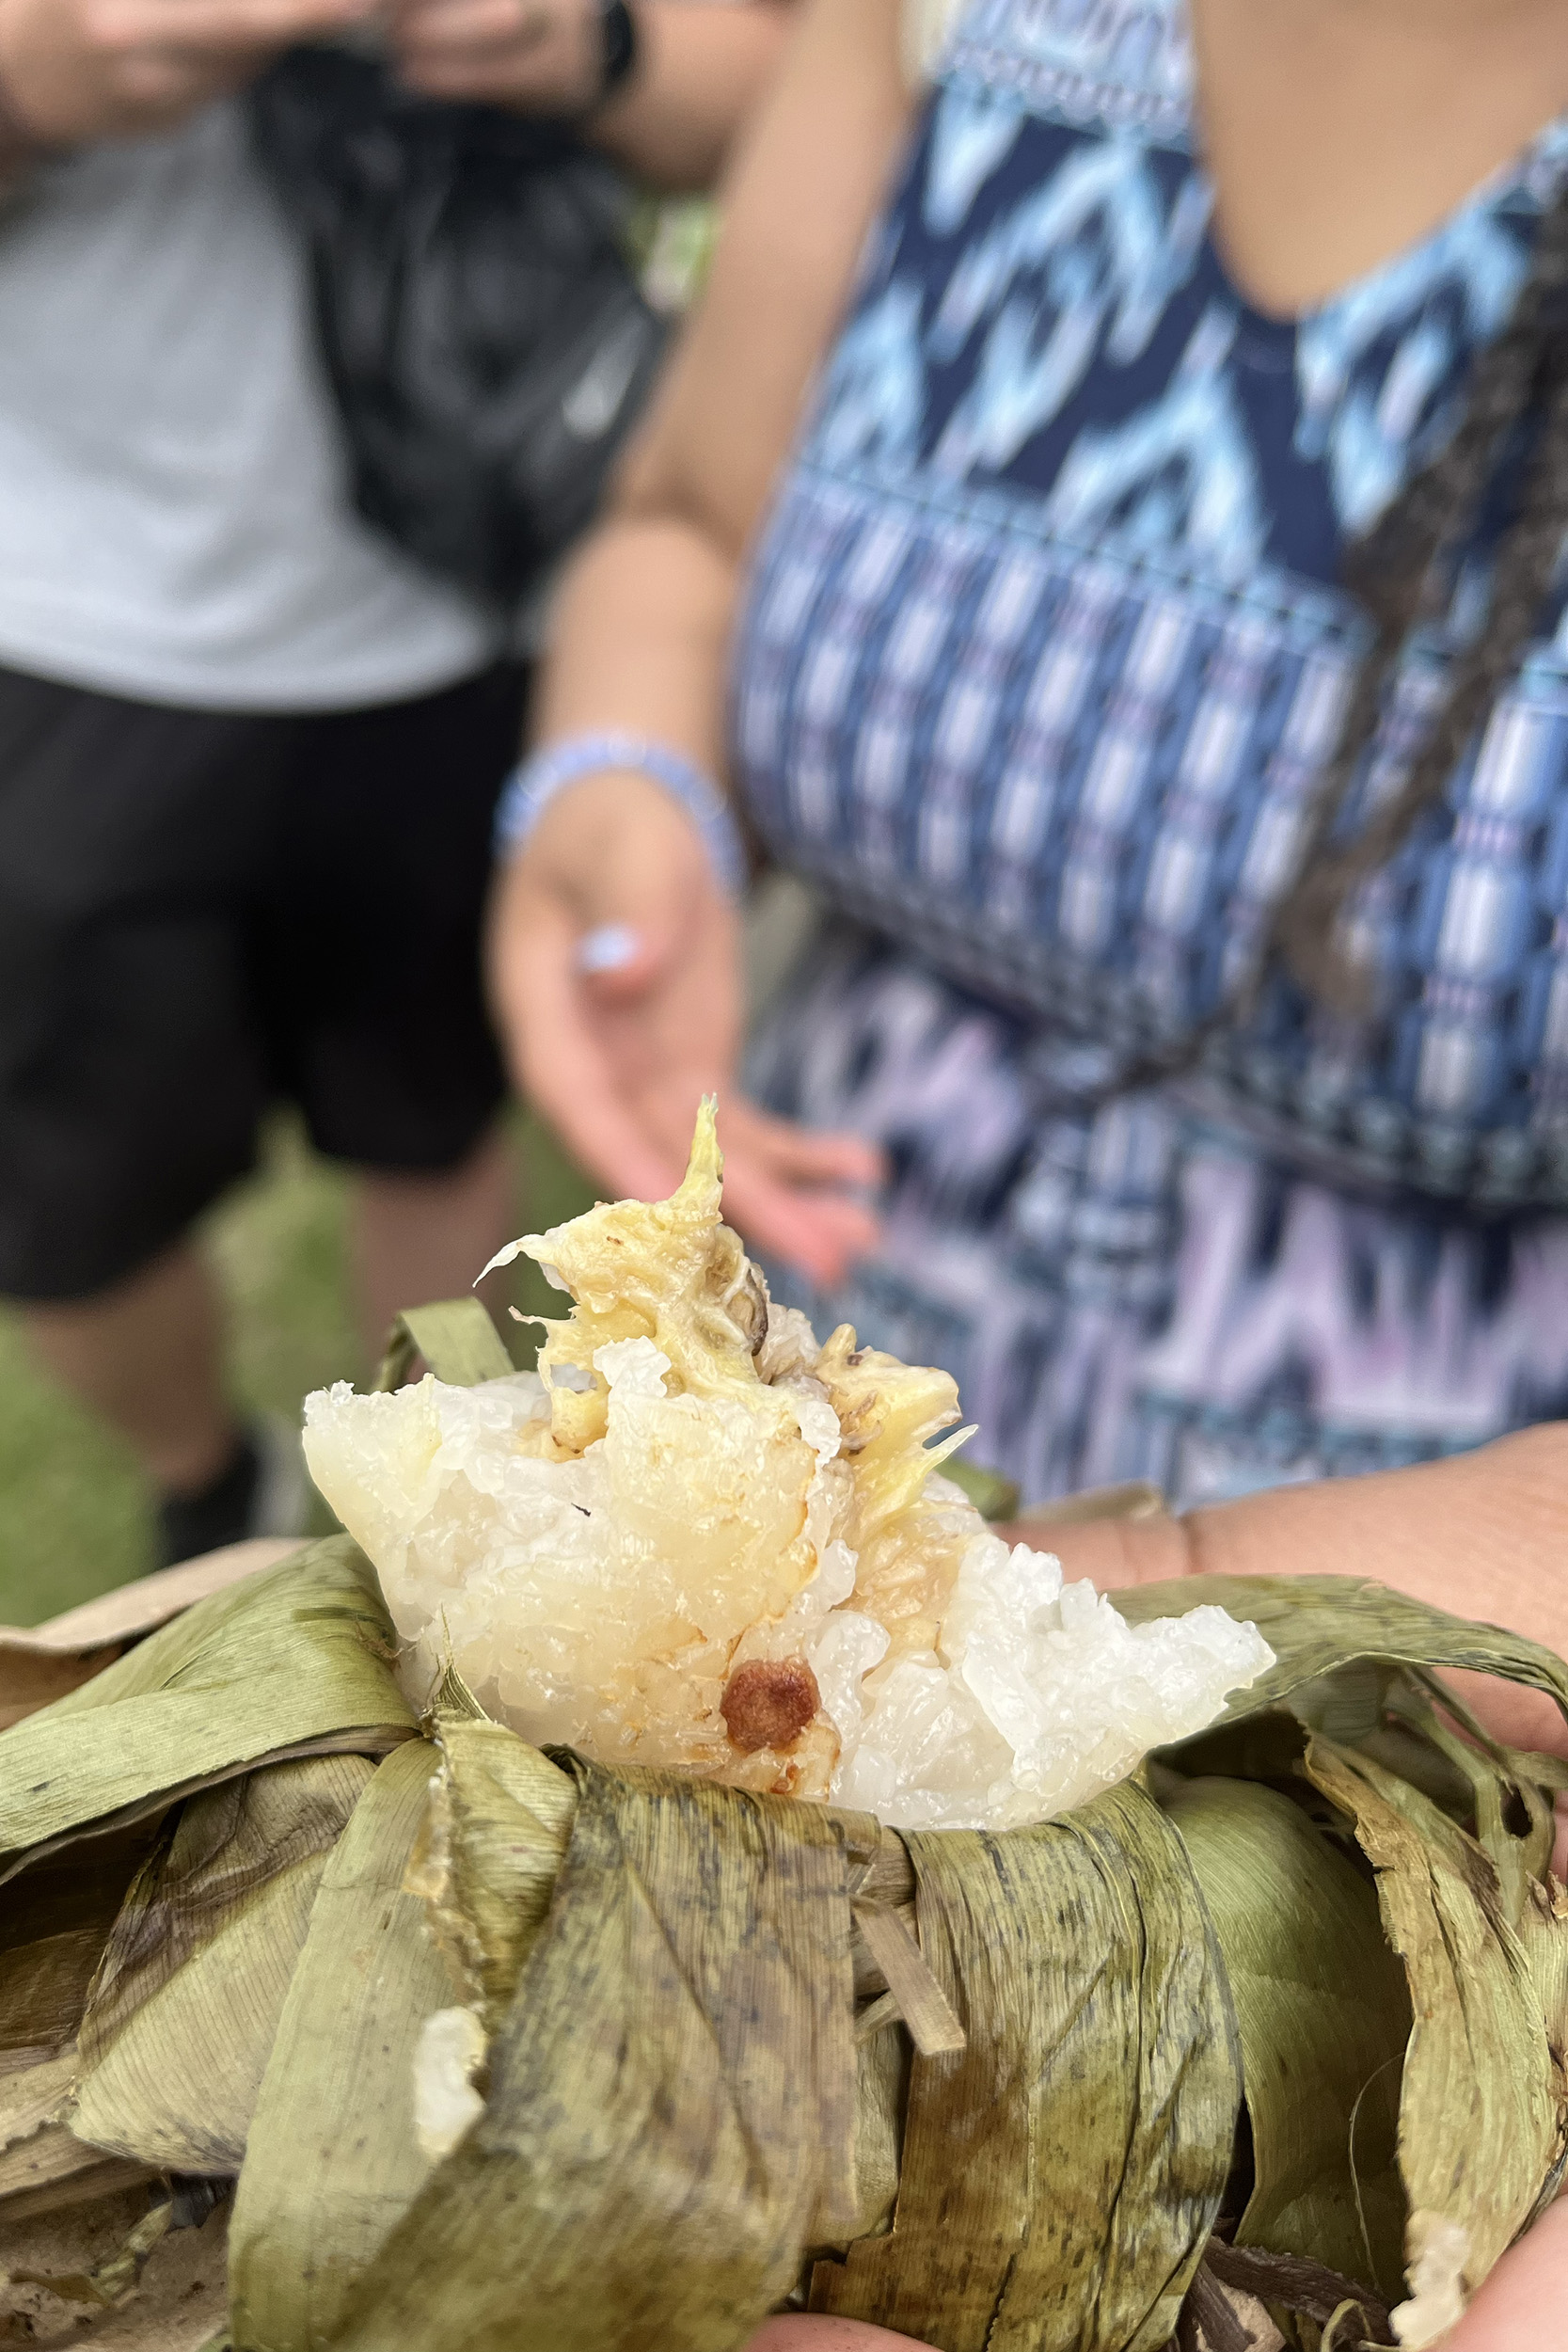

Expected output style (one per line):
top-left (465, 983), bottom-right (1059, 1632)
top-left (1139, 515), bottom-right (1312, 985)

top-left (578, 922), bottom-right (639, 976)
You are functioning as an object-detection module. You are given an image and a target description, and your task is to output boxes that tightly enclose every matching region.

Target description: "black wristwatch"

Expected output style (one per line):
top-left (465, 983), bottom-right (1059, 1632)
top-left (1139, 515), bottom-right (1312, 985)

top-left (597, 0), bottom-right (640, 101)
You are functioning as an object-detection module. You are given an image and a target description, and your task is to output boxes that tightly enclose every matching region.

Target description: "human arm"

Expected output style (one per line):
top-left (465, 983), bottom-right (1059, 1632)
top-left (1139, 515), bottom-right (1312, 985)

top-left (1027, 1422), bottom-right (1568, 1766)
top-left (391, 0), bottom-right (803, 194)
top-left (485, 0), bottom-right (911, 1284)
top-left (0, 0), bottom-right (375, 148)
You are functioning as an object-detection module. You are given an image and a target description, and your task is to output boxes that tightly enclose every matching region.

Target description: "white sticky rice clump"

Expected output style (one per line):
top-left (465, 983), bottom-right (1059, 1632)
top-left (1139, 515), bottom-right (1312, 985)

top-left (304, 1107), bottom-right (1272, 1830)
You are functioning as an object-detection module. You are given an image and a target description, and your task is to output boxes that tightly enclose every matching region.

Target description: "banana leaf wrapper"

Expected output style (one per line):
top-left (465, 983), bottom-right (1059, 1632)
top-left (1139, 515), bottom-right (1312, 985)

top-left (228, 1739), bottom-right (455, 2352)
top-left (373, 1297), bottom-right (515, 1394)
top-left (0, 1539), bottom-right (304, 1737)
top-left (229, 1703), bottom-right (1241, 2352)
top-left (0, 1535), bottom-right (415, 1884)
top-left (1162, 1772), bottom-right (1409, 2302)
top-left (0, 2046), bottom-right (156, 2227)
top-left (0, 1545), bottom-right (392, 2076)
top-left (807, 1783), bottom-right (1239, 2352)
top-left (71, 1755), bottom-right (376, 2175)
top-left (5, 1457), bottom-right (1568, 2346)
top-left (0, 1536), bottom-right (414, 2237)
top-left (1130, 1578), bottom-right (1568, 2344)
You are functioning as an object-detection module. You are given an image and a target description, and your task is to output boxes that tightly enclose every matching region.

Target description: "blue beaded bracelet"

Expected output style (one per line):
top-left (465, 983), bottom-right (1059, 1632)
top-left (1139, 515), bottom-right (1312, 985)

top-left (493, 731), bottom-right (748, 899)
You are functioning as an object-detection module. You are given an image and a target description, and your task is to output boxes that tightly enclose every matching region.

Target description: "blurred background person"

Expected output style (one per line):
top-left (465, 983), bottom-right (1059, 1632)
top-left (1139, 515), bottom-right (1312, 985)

top-left (0, 0), bottom-right (795, 1578)
top-left (491, 0), bottom-right (1568, 1517)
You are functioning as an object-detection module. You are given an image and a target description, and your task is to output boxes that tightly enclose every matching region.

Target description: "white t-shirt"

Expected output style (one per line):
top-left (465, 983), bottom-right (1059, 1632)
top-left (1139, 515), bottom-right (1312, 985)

top-left (0, 99), bottom-right (503, 712)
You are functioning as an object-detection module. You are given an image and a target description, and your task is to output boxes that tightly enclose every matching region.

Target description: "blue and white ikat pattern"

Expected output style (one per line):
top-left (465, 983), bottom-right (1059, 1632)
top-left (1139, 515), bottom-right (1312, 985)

top-left (732, 0), bottom-right (1568, 1503)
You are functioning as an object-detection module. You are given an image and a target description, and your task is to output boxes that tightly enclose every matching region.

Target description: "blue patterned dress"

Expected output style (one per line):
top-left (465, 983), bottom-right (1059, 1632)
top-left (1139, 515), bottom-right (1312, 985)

top-left (731, 0), bottom-right (1568, 1508)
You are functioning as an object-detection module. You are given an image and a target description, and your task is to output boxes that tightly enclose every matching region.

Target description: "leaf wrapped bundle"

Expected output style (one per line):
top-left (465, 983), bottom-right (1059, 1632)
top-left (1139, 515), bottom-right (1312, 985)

top-left (4, 1343), bottom-right (1568, 2348)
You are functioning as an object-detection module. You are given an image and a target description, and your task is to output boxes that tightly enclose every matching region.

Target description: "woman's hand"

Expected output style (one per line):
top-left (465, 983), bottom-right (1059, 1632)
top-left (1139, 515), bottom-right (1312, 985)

top-left (486, 769), bottom-right (882, 1287)
top-left (0, 0), bottom-right (375, 141)
top-left (388, 0), bottom-right (600, 111)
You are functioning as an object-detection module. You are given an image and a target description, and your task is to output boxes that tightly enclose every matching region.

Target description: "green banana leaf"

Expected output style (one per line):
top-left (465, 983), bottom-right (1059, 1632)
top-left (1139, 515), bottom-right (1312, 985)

top-left (404, 1711), bottom-right (575, 2032)
top-left (1163, 1773), bottom-right (1409, 2299)
top-left (0, 2044), bottom-right (153, 2223)
top-left (1370, 1677), bottom-right (1559, 1922)
top-left (7, 1499), bottom-right (1567, 2349)
top-left (1303, 1735), bottom-right (1565, 2299)
top-left (811, 1780), bottom-right (1240, 2352)
top-left (227, 1740), bottom-right (454, 2352)
top-left (330, 1756), bottom-right (865, 2352)
top-left (374, 1297), bottom-right (515, 1393)
top-left (71, 1755), bottom-right (375, 2175)
top-left (0, 1819), bottom-right (166, 2071)
top-left (0, 1539), bottom-right (414, 1883)
top-left (941, 1458), bottom-right (1022, 1524)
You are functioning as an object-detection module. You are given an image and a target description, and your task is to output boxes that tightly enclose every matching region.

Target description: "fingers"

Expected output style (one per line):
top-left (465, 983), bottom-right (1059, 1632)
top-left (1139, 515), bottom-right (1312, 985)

top-left (494, 889), bottom-right (689, 1207)
top-left (84, 0), bottom-right (374, 49)
top-left (96, 48), bottom-right (218, 110)
top-left (487, 814), bottom-right (724, 1203)
top-left (531, 771), bottom-right (719, 986)
top-left (389, 0), bottom-right (596, 101)
top-left (618, 1075), bottom-right (881, 1286)
top-left (1439, 2193), bottom-right (1568, 2347)
top-left (577, 915), bottom-right (689, 1006)
top-left (495, 928), bottom-right (879, 1289)
top-left (721, 1154), bottom-right (880, 1289)
top-left (721, 1097), bottom-right (887, 1192)
top-left (483, 776), bottom-right (884, 1289)
top-left (705, 1098), bottom-right (884, 1286)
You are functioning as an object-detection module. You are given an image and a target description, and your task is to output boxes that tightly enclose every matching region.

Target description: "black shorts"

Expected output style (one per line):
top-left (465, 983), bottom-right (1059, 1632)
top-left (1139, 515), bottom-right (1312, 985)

top-left (0, 659), bottom-right (528, 1302)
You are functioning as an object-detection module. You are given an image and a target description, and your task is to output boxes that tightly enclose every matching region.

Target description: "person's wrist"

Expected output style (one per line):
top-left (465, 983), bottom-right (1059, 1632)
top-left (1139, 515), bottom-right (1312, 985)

top-left (521, 766), bottom-right (705, 882)
top-left (496, 735), bottom-right (747, 899)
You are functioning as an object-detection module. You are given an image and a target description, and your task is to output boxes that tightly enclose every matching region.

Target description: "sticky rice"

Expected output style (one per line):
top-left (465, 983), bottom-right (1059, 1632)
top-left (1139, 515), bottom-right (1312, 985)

top-left (304, 1104), bottom-right (1271, 1828)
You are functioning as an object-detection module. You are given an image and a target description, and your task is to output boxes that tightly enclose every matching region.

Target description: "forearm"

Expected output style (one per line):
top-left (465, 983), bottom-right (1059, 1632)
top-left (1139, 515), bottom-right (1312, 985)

top-left (1195, 1424), bottom-right (1568, 1653)
top-left (587, 1), bottom-right (797, 192)
top-left (538, 0), bottom-right (907, 768)
top-left (538, 511), bottom-right (737, 770)
top-left (1040, 1425), bottom-right (1567, 1643)
top-left (1038, 1422), bottom-right (1568, 1754)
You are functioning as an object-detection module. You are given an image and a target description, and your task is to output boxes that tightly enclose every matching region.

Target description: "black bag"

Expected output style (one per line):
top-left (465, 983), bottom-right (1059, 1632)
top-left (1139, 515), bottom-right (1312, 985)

top-left (249, 47), bottom-right (669, 608)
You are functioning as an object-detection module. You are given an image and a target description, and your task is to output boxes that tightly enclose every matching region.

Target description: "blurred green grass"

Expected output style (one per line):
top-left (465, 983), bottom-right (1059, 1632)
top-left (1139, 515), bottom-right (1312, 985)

top-left (0, 1112), bottom-right (593, 1629)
